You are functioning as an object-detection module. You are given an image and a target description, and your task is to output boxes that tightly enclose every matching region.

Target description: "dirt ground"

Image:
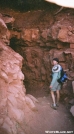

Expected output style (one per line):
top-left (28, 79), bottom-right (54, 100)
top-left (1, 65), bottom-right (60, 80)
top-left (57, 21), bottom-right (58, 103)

top-left (24, 94), bottom-right (74, 134)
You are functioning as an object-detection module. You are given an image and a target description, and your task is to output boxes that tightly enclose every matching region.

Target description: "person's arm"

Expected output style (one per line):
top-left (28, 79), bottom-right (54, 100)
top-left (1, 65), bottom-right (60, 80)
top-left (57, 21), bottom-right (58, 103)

top-left (50, 73), bottom-right (58, 87)
top-left (45, 0), bottom-right (74, 8)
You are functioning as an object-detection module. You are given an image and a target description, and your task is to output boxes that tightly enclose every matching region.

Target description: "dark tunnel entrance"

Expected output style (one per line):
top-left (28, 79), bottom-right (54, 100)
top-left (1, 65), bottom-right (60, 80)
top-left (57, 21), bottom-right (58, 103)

top-left (10, 37), bottom-right (50, 97)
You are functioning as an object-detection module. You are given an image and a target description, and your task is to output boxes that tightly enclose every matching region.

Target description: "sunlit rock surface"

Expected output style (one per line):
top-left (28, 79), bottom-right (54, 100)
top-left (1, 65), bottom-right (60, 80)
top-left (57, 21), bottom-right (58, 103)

top-left (0, 14), bottom-right (38, 134)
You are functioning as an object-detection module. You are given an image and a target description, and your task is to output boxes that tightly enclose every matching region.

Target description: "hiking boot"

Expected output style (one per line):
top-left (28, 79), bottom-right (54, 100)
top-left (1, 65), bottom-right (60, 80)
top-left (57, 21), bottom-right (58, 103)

top-left (50, 104), bottom-right (57, 110)
top-left (56, 103), bottom-right (59, 107)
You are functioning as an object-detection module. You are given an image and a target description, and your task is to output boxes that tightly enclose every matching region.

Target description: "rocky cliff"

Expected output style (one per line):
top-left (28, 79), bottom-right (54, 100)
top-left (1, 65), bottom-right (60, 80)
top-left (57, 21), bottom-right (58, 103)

top-left (6, 8), bottom-right (74, 116)
top-left (6, 9), bottom-right (74, 94)
top-left (0, 13), bottom-right (38, 134)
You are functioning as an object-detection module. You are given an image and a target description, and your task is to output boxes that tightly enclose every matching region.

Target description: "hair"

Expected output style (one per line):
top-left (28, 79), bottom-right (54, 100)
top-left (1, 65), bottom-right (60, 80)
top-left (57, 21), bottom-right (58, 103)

top-left (53, 58), bottom-right (59, 63)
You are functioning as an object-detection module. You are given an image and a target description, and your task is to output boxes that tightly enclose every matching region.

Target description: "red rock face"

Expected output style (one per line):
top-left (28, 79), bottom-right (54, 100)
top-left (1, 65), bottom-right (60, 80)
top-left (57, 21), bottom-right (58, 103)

top-left (0, 8), bottom-right (74, 133)
top-left (0, 14), bottom-right (38, 134)
top-left (8, 10), bottom-right (74, 94)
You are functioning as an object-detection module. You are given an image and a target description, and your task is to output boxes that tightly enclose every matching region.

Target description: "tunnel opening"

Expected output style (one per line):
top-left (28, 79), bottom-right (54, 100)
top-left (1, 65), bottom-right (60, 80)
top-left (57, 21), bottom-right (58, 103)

top-left (10, 36), bottom-right (50, 97)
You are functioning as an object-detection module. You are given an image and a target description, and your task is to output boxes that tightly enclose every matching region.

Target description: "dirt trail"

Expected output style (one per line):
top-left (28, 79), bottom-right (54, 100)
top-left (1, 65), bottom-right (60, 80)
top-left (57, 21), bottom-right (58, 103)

top-left (24, 95), bottom-right (74, 134)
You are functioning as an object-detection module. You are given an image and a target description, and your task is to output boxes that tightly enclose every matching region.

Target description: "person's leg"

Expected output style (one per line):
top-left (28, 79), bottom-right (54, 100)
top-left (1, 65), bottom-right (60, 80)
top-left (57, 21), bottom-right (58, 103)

top-left (51, 90), bottom-right (56, 106)
top-left (56, 90), bottom-right (60, 105)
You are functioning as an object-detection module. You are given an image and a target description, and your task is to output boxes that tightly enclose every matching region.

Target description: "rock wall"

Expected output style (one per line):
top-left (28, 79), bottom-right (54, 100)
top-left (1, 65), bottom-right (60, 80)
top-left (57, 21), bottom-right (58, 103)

top-left (0, 8), bottom-right (74, 132)
top-left (9, 10), bottom-right (74, 93)
top-left (0, 14), bottom-right (38, 134)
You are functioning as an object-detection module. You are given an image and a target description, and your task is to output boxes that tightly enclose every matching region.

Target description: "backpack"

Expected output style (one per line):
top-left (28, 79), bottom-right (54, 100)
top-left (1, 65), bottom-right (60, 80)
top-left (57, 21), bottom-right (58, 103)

top-left (57, 67), bottom-right (68, 84)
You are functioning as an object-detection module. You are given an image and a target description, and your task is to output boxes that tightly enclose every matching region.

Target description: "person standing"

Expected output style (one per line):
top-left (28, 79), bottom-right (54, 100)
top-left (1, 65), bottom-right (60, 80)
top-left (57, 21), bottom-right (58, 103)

top-left (50, 58), bottom-right (62, 110)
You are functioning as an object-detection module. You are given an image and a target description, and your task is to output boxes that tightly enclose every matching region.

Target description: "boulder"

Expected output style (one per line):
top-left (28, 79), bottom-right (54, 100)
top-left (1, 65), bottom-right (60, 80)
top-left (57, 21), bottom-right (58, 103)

top-left (58, 26), bottom-right (74, 43)
top-left (21, 28), bottom-right (40, 45)
top-left (58, 27), bottom-right (69, 43)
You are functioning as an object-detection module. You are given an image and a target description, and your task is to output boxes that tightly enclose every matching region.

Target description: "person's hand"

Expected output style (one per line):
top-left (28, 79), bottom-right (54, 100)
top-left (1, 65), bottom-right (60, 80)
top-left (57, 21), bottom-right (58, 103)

top-left (49, 86), bottom-right (52, 89)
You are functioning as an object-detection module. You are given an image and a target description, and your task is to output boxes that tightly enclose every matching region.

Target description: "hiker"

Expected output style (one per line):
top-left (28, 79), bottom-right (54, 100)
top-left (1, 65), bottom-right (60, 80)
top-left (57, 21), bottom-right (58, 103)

top-left (49, 58), bottom-right (62, 110)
